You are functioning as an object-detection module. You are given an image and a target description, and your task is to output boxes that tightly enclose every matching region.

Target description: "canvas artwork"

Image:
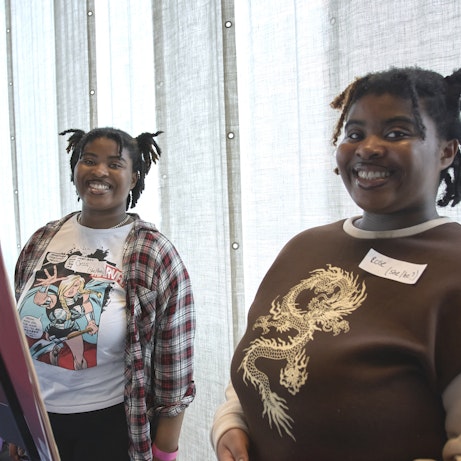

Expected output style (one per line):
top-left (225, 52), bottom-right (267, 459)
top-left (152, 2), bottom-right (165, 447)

top-left (0, 246), bottom-right (59, 461)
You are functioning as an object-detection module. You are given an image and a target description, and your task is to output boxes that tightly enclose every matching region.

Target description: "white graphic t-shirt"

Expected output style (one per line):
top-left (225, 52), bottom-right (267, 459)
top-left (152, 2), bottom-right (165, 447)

top-left (17, 215), bottom-right (133, 413)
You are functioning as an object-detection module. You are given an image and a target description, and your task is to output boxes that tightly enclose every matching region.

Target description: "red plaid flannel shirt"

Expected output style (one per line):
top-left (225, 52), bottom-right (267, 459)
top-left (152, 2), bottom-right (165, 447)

top-left (15, 212), bottom-right (196, 460)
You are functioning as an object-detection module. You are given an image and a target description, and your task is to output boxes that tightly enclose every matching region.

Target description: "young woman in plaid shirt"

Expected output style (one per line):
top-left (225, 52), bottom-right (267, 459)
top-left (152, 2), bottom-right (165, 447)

top-left (11, 127), bottom-right (195, 461)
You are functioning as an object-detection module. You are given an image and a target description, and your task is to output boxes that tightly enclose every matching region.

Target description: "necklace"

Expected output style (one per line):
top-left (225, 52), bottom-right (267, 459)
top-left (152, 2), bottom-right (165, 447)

top-left (111, 214), bottom-right (131, 228)
top-left (77, 213), bottom-right (131, 229)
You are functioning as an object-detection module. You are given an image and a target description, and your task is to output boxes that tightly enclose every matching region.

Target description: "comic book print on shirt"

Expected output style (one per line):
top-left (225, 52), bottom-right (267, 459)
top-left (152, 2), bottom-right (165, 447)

top-left (18, 248), bottom-right (124, 371)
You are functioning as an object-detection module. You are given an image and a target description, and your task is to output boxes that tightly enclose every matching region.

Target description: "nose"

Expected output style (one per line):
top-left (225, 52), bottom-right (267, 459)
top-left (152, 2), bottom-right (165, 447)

top-left (93, 163), bottom-right (109, 176)
top-left (355, 135), bottom-right (385, 159)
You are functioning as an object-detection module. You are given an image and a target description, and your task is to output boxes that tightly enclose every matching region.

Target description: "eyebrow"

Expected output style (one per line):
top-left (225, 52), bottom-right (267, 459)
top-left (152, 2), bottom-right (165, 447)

top-left (344, 115), bottom-right (417, 130)
top-left (81, 151), bottom-right (128, 163)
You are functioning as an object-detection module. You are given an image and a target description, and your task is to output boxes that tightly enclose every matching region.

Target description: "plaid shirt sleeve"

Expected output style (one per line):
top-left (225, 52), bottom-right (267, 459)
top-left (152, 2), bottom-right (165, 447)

top-left (150, 237), bottom-right (195, 412)
top-left (124, 222), bottom-right (195, 460)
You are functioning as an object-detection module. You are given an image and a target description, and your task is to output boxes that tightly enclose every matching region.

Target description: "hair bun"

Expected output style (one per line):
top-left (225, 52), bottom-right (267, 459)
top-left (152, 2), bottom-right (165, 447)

top-left (135, 131), bottom-right (163, 174)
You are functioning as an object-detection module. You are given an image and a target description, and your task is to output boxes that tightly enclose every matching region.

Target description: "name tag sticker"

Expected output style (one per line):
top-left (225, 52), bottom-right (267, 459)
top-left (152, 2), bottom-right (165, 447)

top-left (359, 248), bottom-right (427, 285)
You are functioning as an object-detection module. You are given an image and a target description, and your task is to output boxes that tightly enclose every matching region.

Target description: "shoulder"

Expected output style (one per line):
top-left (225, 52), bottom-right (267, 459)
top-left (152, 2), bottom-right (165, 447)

top-left (259, 220), bottom-right (347, 272)
top-left (436, 220), bottom-right (461, 239)
top-left (15, 212), bottom-right (78, 294)
top-left (295, 220), bottom-right (345, 238)
top-left (413, 220), bottom-right (461, 253)
top-left (22, 212), bottom-right (77, 248)
top-left (281, 220), bottom-right (346, 251)
top-left (131, 216), bottom-right (177, 251)
top-left (128, 216), bottom-right (187, 268)
top-left (426, 221), bottom-right (461, 261)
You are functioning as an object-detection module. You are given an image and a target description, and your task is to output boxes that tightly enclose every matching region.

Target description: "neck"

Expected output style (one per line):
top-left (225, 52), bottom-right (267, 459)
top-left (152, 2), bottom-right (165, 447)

top-left (358, 209), bottom-right (439, 231)
top-left (77, 212), bottom-right (131, 229)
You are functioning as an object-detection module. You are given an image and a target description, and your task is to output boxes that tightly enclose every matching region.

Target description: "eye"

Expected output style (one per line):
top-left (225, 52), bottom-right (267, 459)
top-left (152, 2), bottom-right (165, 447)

top-left (109, 162), bottom-right (124, 169)
top-left (386, 129), bottom-right (410, 139)
top-left (344, 129), bottom-right (363, 141)
top-left (79, 158), bottom-right (95, 166)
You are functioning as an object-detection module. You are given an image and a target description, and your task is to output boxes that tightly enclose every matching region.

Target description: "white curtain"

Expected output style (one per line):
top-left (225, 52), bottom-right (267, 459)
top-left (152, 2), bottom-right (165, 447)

top-left (2, 1), bottom-right (461, 460)
top-left (236, 0), bottom-right (461, 306)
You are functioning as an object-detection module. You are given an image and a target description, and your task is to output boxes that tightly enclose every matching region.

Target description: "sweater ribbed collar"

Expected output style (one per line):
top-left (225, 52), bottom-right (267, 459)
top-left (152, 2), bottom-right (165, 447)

top-left (343, 216), bottom-right (453, 239)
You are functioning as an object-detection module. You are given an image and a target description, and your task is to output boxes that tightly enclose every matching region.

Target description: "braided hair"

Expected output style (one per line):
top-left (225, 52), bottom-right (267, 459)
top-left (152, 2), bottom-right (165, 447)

top-left (330, 67), bottom-right (461, 207)
top-left (59, 127), bottom-right (162, 209)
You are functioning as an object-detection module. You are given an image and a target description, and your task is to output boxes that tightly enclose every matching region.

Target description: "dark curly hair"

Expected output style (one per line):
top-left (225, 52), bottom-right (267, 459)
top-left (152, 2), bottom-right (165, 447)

top-left (331, 67), bottom-right (461, 207)
top-left (59, 127), bottom-right (162, 209)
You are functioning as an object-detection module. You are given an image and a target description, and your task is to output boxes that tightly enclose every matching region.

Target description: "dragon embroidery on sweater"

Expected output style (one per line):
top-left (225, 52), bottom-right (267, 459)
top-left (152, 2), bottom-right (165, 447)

top-left (239, 264), bottom-right (367, 440)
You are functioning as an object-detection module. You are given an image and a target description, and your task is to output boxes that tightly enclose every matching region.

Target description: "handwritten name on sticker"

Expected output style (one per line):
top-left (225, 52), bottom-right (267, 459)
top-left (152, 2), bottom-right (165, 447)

top-left (359, 248), bottom-right (427, 285)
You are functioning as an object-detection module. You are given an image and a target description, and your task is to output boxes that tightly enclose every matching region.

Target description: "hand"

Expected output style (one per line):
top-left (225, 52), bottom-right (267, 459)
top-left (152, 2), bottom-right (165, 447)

top-left (33, 286), bottom-right (57, 309)
top-left (34, 266), bottom-right (64, 287)
top-left (8, 444), bottom-right (27, 460)
top-left (216, 428), bottom-right (250, 461)
top-left (85, 320), bottom-right (99, 335)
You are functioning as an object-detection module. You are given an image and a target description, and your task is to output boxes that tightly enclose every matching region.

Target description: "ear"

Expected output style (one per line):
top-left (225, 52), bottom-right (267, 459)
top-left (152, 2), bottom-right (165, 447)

top-left (440, 139), bottom-right (459, 169)
top-left (130, 172), bottom-right (138, 189)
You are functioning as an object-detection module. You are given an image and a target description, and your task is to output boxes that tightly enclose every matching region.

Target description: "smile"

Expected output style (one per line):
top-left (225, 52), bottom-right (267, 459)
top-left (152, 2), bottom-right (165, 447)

top-left (356, 170), bottom-right (390, 180)
top-left (352, 164), bottom-right (392, 189)
top-left (88, 181), bottom-right (110, 191)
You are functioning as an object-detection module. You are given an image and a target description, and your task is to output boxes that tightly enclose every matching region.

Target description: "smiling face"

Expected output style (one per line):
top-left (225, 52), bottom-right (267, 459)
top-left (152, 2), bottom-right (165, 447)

top-left (74, 137), bottom-right (138, 222)
top-left (335, 93), bottom-right (456, 230)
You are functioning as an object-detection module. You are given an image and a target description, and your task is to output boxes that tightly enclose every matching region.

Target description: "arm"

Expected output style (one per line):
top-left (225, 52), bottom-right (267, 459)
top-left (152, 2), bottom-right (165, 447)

top-left (124, 230), bottom-right (196, 460)
top-left (442, 373), bottom-right (461, 461)
top-left (152, 412), bottom-right (185, 460)
top-left (216, 429), bottom-right (250, 461)
top-left (148, 236), bottom-right (196, 458)
top-left (211, 382), bottom-right (250, 461)
top-left (151, 239), bottom-right (196, 411)
top-left (8, 444), bottom-right (21, 461)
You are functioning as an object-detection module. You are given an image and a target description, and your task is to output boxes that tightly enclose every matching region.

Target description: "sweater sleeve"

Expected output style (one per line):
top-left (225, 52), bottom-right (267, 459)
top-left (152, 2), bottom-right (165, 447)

top-left (442, 373), bottom-right (461, 461)
top-left (210, 381), bottom-right (249, 452)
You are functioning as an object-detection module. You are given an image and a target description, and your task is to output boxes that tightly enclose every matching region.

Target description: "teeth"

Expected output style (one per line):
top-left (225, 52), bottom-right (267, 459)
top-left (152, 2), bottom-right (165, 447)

top-left (89, 182), bottom-right (109, 190)
top-left (357, 170), bottom-right (389, 180)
